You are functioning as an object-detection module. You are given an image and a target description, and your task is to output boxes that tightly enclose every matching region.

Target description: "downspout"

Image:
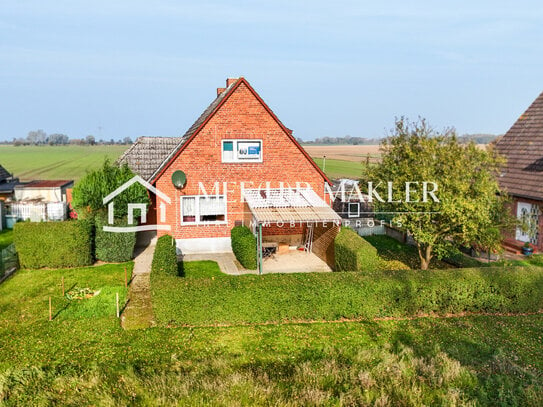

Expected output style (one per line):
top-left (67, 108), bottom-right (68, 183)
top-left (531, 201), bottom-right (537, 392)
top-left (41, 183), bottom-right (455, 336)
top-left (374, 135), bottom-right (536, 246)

top-left (258, 223), bottom-right (263, 275)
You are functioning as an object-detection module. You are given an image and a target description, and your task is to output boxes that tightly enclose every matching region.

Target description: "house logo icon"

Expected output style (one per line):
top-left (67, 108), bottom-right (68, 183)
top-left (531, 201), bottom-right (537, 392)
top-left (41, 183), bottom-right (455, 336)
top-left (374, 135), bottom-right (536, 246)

top-left (102, 175), bottom-right (171, 233)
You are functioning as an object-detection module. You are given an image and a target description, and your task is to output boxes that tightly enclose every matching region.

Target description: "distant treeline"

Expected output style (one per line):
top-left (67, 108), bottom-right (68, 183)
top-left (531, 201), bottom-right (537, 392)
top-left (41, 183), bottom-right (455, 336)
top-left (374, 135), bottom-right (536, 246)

top-left (299, 133), bottom-right (500, 145)
top-left (2, 129), bottom-right (133, 146)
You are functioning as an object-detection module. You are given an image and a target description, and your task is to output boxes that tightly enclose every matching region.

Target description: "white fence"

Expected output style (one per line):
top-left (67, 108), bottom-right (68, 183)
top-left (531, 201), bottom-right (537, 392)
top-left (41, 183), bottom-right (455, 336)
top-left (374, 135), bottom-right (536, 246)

top-left (9, 202), bottom-right (67, 222)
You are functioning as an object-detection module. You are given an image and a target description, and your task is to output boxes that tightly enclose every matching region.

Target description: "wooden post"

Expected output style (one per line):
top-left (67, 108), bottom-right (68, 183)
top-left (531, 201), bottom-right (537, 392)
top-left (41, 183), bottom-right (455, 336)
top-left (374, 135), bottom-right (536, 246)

top-left (116, 292), bottom-right (119, 318)
top-left (61, 276), bottom-right (65, 296)
top-left (124, 266), bottom-right (127, 288)
top-left (49, 297), bottom-right (52, 321)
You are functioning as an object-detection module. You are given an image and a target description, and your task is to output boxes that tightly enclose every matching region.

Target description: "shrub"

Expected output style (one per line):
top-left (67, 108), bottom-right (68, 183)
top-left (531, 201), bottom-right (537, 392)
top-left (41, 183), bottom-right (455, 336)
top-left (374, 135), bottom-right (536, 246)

top-left (231, 226), bottom-right (257, 270)
top-left (94, 215), bottom-right (136, 263)
top-left (151, 234), bottom-right (178, 276)
top-left (334, 227), bottom-right (380, 272)
top-left (14, 220), bottom-right (93, 269)
top-left (151, 265), bottom-right (543, 326)
top-left (71, 159), bottom-right (150, 219)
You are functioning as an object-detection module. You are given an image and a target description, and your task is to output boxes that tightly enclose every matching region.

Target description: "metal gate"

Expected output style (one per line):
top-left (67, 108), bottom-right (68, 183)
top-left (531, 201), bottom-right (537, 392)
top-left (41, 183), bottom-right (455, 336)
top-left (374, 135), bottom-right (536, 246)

top-left (0, 244), bottom-right (18, 276)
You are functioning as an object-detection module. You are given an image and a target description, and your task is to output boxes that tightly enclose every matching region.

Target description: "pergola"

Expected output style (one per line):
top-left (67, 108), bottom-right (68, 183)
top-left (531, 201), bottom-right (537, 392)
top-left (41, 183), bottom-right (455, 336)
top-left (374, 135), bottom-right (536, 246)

top-left (243, 188), bottom-right (341, 274)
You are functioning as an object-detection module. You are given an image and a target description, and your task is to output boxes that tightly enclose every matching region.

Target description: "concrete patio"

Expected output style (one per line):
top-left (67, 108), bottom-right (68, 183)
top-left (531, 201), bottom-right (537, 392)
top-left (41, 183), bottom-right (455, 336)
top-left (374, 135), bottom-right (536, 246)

top-left (182, 250), bottom-right (331, 275)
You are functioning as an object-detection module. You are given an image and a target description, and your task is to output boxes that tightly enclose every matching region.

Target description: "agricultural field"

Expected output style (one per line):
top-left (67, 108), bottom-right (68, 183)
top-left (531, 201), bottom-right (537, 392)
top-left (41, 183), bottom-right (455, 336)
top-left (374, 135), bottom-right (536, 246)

top-left (304, 145), bottom-right (380, 179)
top-left (0, 145), bottom-right (128, 181)
top-left (303, 144), bottom-right (383, 162)
top-left (303, 144), bottom-right (488, 179)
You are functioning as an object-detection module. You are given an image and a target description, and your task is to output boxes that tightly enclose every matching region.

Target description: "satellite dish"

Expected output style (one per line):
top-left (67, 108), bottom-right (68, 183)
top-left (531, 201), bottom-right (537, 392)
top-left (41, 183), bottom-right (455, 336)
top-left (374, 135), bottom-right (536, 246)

top-left (171, 170), bottom-right (186, 189)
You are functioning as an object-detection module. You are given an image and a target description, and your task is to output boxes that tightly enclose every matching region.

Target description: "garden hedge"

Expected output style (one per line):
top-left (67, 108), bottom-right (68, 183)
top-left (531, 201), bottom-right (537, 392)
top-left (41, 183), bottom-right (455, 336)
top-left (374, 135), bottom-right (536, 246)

top-left (151, 234), bottom-right (178, 276)
top-left (231, 226), bottom-right (257, 270)
top-left (151, 265), bottom-right (543, 325)
top-left (94, 215), bottom-right (136, 263)
top-left (14, 220), bottom-right (93, 269)
top-left (334, 227), bottom-right (380, 272)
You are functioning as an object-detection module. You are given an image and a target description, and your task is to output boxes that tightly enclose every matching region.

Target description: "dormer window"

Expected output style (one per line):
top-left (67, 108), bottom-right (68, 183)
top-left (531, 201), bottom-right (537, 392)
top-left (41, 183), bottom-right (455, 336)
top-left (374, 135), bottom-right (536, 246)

top-left (222, 140), bottom-right (262, 163)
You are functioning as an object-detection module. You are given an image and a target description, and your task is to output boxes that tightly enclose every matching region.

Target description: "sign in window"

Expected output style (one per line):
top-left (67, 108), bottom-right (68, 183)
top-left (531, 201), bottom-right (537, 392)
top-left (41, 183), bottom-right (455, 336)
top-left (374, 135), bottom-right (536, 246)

top-left (222, 140), bottom-right (262, 162)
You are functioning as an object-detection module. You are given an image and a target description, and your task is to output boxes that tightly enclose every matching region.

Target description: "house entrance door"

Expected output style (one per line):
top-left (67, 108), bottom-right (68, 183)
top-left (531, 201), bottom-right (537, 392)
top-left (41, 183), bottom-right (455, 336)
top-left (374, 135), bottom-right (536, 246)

top-left (516, 202), bottom-right (540, 244)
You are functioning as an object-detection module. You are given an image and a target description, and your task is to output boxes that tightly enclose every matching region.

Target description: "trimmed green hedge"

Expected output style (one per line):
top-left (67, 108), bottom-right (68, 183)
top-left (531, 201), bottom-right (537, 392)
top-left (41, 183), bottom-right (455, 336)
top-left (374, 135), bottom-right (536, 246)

top-left (151, 234), bottom-right (178, 276)
top-left (231, 226), bottom-right (257, 270)
top-left (151, 265), bottom-right (543, 325)
top-left (334, 227), bottom-right (380, 272)
top-left (94, 215), bottom-right (136, 263)
top-left (14, 221), bottom-right (93, 269)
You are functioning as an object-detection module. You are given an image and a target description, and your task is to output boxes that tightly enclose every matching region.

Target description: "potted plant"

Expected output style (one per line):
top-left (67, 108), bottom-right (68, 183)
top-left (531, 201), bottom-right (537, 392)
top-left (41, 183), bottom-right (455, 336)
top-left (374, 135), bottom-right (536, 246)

top-left (522, 242), bottom-right (535, 256)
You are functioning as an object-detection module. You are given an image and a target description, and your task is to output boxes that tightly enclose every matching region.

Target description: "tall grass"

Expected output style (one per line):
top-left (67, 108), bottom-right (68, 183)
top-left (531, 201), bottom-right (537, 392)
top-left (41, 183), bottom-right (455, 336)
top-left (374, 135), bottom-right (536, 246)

top-left (3, 344), bottom-right (519, 406)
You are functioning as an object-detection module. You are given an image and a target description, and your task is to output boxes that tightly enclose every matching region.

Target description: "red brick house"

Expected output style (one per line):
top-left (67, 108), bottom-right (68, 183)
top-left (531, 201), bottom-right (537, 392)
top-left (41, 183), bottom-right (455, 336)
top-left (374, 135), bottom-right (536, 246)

top-left (120, 78), bottom-right (341, 270)
top-left (496, 91), bottom-right (543, 253)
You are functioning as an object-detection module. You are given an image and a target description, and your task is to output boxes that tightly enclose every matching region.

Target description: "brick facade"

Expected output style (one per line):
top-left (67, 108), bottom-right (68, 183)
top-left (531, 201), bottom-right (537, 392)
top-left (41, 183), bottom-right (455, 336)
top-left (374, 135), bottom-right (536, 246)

top-left (154, 80), bottom-right (330, 242)
top-left (312, 224), bottom-right (340, 267)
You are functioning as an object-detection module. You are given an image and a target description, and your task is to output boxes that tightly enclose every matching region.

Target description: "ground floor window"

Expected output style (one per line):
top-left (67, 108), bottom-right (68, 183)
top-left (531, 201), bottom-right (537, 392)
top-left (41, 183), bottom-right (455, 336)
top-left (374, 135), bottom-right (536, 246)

top-left (181, 195), bottom-right (227, 224)
top-left (516, 202), bottom-right (540, 244)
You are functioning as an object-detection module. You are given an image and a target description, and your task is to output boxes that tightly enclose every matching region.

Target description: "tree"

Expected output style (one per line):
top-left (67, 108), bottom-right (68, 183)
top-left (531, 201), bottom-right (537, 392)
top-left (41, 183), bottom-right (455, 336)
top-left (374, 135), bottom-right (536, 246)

top-left (362, 118), bottom-right (513, 270)
top-left (72, 159), bottom-right (150, 219)
top-left (48, 133), bottom-right (69, 145)
top-left (85, 135), bottom-right (96, 145)
top-left (123, 137), bottom-right (133, 145)
top-left (27, 129), bottom-right (47, 145)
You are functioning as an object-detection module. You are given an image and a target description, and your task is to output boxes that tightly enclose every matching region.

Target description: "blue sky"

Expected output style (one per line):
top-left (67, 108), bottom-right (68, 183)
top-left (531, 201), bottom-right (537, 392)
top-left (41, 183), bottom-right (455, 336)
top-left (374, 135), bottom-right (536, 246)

top-left (0, 1), bottom-right (542, 141)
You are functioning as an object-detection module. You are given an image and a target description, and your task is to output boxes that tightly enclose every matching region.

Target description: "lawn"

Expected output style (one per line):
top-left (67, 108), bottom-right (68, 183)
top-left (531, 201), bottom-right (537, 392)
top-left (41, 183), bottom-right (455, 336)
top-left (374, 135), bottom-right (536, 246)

top-left (0, 230), bottom-right (13, 250)
top-left (0, 263), bottom-right (542, 404)
top-left (0, 145), bottom-right (128, 181)
top-left (179, 259), bottom-right (224, 278)
top-left (312, 157), bottom-right (364, 179)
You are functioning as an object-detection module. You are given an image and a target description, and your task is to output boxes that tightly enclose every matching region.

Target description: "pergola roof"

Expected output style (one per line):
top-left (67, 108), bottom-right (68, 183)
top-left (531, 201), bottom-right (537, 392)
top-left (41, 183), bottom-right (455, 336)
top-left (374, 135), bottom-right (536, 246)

top-left (244, 188), bottom-right (341, 224)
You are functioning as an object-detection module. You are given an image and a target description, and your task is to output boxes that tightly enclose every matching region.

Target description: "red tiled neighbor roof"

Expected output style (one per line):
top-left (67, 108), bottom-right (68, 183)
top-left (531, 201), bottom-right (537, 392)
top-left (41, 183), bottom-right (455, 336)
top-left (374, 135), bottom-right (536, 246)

top-left (495, 91), bottom-right (543, 200)
top-left (16, 180), bottom-right (73, 189)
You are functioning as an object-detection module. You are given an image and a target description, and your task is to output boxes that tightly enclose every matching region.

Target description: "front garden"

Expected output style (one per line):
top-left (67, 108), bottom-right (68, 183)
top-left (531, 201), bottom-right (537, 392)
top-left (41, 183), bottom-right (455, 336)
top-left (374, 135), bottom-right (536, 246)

top-left (1, 260), bottom-right (542, 405)
top-left (2, 222), bottom-right (543, 404)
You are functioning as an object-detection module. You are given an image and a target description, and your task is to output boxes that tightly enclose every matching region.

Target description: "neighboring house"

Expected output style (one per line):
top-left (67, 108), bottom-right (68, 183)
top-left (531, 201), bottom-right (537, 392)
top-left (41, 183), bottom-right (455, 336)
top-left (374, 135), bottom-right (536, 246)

top-left (0, 165), bottom-right (20, 201)
top-left (14, 180), bottom-right (73, 202)
top-left (2, 179), bottom-right (73, 223)
top-left (120, 77), bottom-right (340, 268)
top-left (496, 91), bottom-right (543, 253)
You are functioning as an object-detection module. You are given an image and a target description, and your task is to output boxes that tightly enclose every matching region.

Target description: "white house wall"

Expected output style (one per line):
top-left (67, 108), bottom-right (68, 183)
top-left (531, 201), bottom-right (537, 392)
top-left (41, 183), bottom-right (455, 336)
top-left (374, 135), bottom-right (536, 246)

top-left (175, 237), bottom-right (232, 255)
top-left (14, 187), bottom-right (63, 202)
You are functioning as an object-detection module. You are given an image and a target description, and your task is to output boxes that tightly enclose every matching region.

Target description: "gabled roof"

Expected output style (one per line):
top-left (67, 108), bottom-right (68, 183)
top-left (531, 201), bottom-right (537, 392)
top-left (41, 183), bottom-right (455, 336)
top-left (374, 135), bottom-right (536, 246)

top-left (15, 180), bottom-right (73, 189)
top-left (118, 136), bottom-right (183, 181)
top-left (0, 180), bottom-right (19, 195)
top-left (495, 91), bottom-right (543, 200)
top-left (149, 77), bottom-right (331, 184)
top-left (0, 165), bottom-right (10, 183)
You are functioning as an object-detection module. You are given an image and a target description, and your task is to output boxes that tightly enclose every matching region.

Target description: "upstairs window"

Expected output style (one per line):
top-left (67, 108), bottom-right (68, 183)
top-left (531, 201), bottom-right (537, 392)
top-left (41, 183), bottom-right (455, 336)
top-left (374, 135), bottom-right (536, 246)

top-left (222, 140), bottom-right (262, 163)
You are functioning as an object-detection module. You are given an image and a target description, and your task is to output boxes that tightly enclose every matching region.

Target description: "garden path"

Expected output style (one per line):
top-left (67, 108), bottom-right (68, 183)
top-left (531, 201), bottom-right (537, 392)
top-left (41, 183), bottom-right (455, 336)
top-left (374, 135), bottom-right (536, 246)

top-left (121, 243), bottom-right (155, 329)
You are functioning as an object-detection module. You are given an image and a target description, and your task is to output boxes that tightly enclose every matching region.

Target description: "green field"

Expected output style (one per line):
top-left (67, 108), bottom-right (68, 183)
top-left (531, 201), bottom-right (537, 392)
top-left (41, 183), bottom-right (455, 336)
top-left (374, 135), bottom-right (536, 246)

top-left (1, 262), bottom-right (542, 404)
top-left (0, 145), bottom-right (128, 181)
top-left (312, 157), bottom-right (364, 179)
top-left (0, 144), bottom-right (362, 182)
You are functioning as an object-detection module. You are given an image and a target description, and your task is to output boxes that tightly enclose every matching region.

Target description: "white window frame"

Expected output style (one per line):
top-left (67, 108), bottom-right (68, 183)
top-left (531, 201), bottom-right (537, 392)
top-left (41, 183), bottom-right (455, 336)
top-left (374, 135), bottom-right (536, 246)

top-left (222, 139), bottom-right (263, 163)
top-left (180, 195), bottom-right (228, 225)
top-left (348, 202), bottom-right (360, 218)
